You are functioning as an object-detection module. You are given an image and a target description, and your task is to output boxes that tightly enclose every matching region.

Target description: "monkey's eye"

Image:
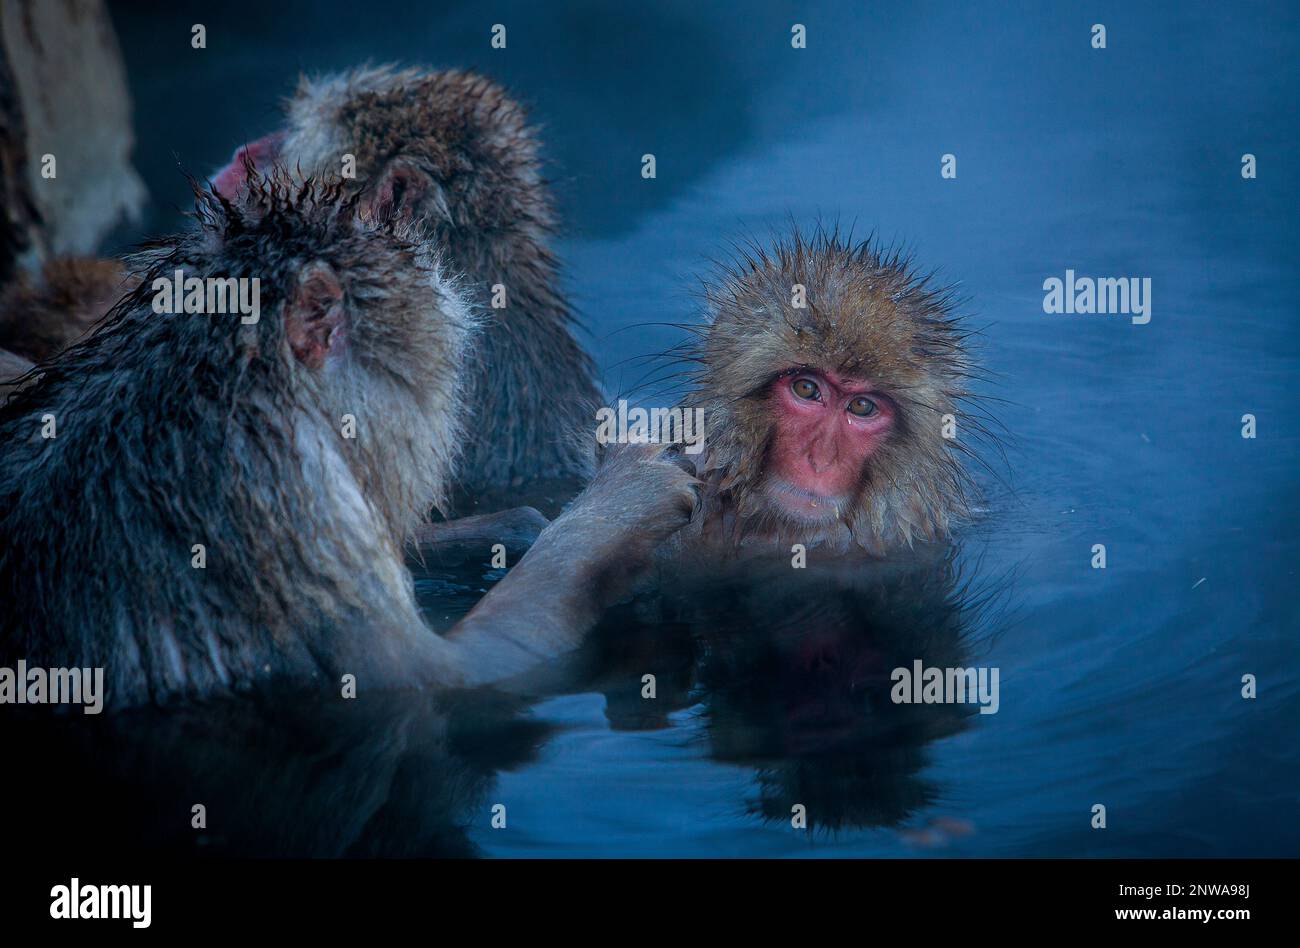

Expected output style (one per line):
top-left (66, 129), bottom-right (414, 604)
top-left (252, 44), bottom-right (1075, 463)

top-left (847, 396), bottom-right (878, 418)
top-left (791, 377), bottom-right (821, 401)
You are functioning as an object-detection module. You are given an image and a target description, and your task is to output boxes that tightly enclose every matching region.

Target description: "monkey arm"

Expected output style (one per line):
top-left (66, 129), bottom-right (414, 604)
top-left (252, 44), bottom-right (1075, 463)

top-left (441, 444), bottom-right (698, 687)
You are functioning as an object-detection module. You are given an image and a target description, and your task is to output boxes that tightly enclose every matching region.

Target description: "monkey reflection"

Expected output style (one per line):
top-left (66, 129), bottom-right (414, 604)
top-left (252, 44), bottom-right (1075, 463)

top-left (2, 547), bottom-right (999, 856)
top-left (2, 690), bottom-right (551, 858)
top-left (582, 548), bottom-right (1005, 835)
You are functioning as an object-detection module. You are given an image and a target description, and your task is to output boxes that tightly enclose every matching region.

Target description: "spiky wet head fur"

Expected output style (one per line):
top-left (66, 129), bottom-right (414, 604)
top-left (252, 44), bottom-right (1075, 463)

top-left (0, 173), bottom-right (475, 707)
top-left (283, 64), bottom-right (550, 243)
top-left (274, 64), bottom-right (599, 491)
top-left (684, 228), bottom-right (978, 554)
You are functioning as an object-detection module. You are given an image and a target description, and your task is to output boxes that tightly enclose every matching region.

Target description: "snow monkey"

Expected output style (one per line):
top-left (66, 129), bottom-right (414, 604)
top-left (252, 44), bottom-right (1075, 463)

top-left (212, 65), bottom-right (599, 497)
top-left (671, 228), bottom-right (985, 557)
top-left (0, 174), bottom-right (696, 710)
top-left (0, 257), bottom-right (137, 374)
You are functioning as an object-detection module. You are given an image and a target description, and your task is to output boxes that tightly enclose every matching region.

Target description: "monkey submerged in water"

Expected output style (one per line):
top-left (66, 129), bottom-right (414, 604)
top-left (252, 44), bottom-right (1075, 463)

top-left (0, 174), bottom-right (696, 709)
top-left (669, 228), bottom-right (986, 557)
top-left (213, 65), bottom-right (599, 495)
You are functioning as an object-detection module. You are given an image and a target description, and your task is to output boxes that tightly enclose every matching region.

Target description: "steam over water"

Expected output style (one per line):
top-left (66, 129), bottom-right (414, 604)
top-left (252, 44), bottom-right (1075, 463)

top-left (56, 0), bottom-right (1296, 856)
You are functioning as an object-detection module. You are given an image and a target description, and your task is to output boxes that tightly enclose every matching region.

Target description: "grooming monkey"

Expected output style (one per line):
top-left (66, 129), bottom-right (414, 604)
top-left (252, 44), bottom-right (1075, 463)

top-left (667, 228), bottom-right (985, 558)
top-left (213, 65), bottom-right (600, 497)
top-left (0, 175), bottom-right (696, 710)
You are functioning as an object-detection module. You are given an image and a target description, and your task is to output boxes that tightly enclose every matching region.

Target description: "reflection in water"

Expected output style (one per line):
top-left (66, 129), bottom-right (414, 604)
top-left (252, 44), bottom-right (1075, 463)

top-left (5, 544), bottom-right (1004, 858)
top-left (581, 546), bottom-right (1008, 835)
top-left (6, 689), bottom-right (552, 858)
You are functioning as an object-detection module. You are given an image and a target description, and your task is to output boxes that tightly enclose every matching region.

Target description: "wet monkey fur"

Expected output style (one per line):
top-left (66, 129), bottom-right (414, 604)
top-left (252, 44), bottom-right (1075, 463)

top-left (669, 228), bottom-right (990, 558)
top-left (0, 257), bottom-right (135, 364)
top-left (213, 65), bottom-right (600, 496)
top-left (0, 175), bottom-right (696, 710)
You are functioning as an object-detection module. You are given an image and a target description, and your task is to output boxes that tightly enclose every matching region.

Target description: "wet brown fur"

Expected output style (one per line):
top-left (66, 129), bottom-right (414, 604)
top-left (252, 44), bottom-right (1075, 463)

top-left (0, 256), bottom-right (134, 361)
top-left (0, 171), bottom-right (698, 709)
top-left (679, 228), bottom-right (982, 555)
top-left (279, 65), bottom-right (600, 495)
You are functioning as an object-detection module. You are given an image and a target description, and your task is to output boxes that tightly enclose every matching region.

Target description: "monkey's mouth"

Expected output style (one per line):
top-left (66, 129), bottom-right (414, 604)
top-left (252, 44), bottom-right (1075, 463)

top-left (763, 479), bottom-right (849, 525)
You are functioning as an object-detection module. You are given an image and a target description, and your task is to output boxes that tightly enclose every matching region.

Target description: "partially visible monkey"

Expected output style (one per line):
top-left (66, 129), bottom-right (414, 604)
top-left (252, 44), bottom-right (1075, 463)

top-left (665, 228), bottom-right (986, 559)
top-left (212, 65), bottom-right (600, 499)
top-left (0, 0), bottom-right (143, 363)
top-left (0, 256), bottom-right (134, 361)
top-left (0, 345), bottom-right (31, 398)
top-left (0, 174), bottom-right (695, 710)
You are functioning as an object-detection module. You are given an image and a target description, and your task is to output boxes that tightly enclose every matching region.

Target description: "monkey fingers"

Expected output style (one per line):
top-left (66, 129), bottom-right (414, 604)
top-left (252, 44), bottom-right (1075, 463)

top-left (443, 445), bottom-right (699, 687)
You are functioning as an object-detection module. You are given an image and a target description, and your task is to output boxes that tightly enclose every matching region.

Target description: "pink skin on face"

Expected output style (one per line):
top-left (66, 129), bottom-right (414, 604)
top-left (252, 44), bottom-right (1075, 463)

top-left (763, 368), bottom-right (894, 523)
top-left (212, 132), bottom-right (286, 199)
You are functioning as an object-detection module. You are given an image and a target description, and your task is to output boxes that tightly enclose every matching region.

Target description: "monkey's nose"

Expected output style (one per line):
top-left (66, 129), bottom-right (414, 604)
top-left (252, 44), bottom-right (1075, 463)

top-left (807, 454), bottom-right (834, 475)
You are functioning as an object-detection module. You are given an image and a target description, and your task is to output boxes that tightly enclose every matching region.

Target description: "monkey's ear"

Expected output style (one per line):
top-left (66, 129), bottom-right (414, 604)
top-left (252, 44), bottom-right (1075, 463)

top-left (364, 161), bottom-right (436, 222)
top-left (285, 263), bottom-right (345, 370)
top-left (211, 131), bottom-right (286, 199)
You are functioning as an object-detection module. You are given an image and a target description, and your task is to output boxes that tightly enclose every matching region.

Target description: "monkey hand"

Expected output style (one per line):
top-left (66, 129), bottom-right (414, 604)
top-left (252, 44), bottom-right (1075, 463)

top-left (444, 443), bottom-right (697, 686)
top-left (556, 440), bottom-right (699, 554)
top-left (519, 441), bottom-right (697, 613)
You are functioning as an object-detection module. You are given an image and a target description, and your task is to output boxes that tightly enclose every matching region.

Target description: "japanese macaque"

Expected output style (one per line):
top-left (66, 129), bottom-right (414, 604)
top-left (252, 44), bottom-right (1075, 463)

top-left (0, 256), bottom-right (134, 361)
top-left (670, 229), bottom-right (984, 557)
top-left (212, 65), bottom-right (600, 497)
top-left (0, 174), bottom-right (695, 710)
